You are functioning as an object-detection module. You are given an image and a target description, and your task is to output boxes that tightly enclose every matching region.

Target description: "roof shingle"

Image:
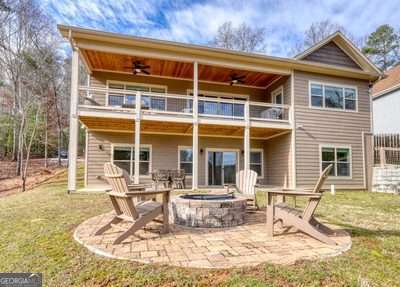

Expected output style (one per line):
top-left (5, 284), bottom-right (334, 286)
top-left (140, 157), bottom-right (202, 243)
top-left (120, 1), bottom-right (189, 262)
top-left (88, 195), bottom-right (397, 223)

top-left (372, 64), bottom-right (400, 96)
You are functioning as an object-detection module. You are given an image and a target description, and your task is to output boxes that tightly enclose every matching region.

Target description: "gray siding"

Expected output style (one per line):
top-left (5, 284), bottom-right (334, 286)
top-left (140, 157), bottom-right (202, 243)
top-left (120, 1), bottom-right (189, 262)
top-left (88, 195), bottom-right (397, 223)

top-left (265, 132), bottom-right (293, 187)
top-left (303, 42), bottom-right (361, 70)
top-left (293, 71), bottom-right (371, 189)
top-left (265, 76), bottom-right (291, 105)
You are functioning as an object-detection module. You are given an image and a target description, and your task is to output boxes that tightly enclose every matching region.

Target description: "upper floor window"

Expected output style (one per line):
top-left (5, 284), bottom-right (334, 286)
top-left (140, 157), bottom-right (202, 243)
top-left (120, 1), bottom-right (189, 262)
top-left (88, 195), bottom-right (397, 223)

top-left (271, 86), bottom-right (284, 105)
top-left (310, 82), bottom-right (357, 111)
top-left (188, 90), bottom-right (247, 118)
top-left (107, 81), bottom-right (167, 109)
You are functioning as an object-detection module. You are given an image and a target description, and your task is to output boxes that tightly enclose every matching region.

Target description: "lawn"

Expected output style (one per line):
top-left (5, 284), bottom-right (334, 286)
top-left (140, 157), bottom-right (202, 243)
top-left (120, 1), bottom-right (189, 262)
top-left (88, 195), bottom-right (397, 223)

top-left (0, 168), bottom-right (399, 287)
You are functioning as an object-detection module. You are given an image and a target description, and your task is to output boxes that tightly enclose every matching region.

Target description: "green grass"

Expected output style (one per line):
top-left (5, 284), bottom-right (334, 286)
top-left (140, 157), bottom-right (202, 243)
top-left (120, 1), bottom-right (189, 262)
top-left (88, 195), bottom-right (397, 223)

top-left (0, 168), bottom-right (399, 286)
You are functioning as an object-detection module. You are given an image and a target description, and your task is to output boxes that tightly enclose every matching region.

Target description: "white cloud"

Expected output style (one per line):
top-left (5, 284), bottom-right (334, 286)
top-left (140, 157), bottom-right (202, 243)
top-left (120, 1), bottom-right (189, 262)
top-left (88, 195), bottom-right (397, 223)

top-left (43, 0), bottom-right (400, 57)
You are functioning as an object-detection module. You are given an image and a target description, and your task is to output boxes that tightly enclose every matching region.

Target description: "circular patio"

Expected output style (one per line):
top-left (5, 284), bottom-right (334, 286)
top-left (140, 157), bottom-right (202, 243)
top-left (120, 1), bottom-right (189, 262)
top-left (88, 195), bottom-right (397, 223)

top-left (74, 210), bottom-right (351, 268)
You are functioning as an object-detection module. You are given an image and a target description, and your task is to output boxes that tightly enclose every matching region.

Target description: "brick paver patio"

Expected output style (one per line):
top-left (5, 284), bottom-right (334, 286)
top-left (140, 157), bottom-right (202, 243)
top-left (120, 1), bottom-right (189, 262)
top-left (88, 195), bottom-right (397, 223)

top-left (74, 210), bottom-right (351, 268)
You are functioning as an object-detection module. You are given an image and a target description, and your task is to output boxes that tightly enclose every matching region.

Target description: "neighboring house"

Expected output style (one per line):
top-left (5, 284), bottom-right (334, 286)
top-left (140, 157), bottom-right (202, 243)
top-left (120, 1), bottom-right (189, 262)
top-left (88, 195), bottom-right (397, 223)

top-left (58, 26), bottom-right (380, 192)
top-left (372, 65), bottom-right (400, 134)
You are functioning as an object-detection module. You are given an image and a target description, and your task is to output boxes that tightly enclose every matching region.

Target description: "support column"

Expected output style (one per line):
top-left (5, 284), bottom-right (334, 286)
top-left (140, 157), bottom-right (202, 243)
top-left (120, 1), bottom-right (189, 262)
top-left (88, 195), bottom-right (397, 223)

top-left (134, 92), bottom-right (142, 184)
top-left (290, 71), bottom-right (297, 188)
top-left (244, 101), bottom-right (250, 172)
top-left (192, 61), bottom-right (199, 190)
top-left (67, 48), bottom-right (80, 193)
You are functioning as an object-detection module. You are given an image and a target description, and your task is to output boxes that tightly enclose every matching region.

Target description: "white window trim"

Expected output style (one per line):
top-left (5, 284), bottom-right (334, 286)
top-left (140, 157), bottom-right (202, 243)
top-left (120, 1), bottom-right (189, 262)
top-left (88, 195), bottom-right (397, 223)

top-left (178, 145), bottom-right (193, 177)
top-left (309, 81), bottom-right (358, 112)
top-left (111, 143), bottom-right (152, 178)
top-left (271, 86), bottom-right (284, 105)
top-left (250, 148), bottom-right (264, 179)
top-left (319, 144), bottom-right (352, 179)
top-left (106, 80), bottom-right (168, 107)
top-left (205, 148), bottom-right (241, 186)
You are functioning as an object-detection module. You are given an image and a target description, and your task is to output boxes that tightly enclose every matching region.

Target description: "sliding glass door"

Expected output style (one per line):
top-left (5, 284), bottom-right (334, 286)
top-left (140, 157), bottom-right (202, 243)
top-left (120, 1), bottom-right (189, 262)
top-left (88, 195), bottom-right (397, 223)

top-left (207, 151), bottom-right (237, 186)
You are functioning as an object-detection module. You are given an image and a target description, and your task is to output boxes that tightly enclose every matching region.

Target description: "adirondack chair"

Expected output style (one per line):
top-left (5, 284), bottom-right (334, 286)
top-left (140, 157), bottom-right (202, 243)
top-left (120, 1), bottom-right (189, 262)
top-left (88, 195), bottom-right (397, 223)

top-left (225, 169), bottom-right (258, 208)
top-left (266, 164), bottom-right (336, 245)
top-left (95, 163), bottom-right (171, 244)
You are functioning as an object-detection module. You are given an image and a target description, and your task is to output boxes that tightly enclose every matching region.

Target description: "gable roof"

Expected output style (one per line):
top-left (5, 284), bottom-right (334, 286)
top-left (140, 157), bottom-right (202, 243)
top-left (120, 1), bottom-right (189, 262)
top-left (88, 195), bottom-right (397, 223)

top-left (295, 31), bottom-right (381, 75)
top-left (372, 64), bottom-right (400, 98)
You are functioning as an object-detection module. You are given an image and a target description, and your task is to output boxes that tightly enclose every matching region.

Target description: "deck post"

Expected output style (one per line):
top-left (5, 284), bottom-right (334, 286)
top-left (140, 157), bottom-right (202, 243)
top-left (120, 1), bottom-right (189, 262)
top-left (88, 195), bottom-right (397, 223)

top-left (244, 101), bottom-right (250, 172)
top-left (67, 47), bottom-right (80, 193)
top-left (134, 91), bottom-right (142, 184)
top-left (192, 61), bottom-right (199, 190)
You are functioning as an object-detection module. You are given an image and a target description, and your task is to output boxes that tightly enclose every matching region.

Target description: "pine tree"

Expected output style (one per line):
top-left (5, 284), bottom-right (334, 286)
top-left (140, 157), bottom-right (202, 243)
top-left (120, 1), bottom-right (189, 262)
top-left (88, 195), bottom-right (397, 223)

top-left (362, 25), bottom-right (400, 71)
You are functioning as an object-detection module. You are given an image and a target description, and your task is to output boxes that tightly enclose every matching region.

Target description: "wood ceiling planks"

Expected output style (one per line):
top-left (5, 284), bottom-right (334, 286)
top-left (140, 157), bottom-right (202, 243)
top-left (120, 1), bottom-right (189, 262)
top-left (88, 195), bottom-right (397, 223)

top-left (79, 116), bottom-right (288, 139)
top-left (83, 50), bottom-right (279, 88)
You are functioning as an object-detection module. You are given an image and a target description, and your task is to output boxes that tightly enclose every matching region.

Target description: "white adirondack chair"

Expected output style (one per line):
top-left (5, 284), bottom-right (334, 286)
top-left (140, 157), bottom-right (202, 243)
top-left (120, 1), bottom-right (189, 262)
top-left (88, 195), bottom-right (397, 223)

top-left (225, 169), bottom-right (258, 208)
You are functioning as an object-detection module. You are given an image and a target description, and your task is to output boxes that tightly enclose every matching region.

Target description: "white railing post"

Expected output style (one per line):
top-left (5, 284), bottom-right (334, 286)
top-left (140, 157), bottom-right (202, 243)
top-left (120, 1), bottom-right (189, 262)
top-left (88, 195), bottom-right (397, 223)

top-left (192, 61), bottom-right (199, 190)
top-left (67, 47), bottom-right (79, 193)
top-left (244, 101), bottom-right (250, 172)
top-left (134, 91), bottom-right (141, 184)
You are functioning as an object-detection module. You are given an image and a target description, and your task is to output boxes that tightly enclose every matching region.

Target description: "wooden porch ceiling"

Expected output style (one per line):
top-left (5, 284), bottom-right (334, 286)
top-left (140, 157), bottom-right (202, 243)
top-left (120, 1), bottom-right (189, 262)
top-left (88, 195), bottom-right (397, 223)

top-left (82, 50), bottom-right (281, 88)
top-left (79, 116), bottom-right (288, 139)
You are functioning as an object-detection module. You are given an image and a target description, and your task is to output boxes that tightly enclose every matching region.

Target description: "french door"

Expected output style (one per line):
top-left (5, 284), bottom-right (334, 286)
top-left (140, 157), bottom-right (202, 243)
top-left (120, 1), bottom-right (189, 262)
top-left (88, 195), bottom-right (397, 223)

top-left (207, 150), bottom-right (238, 186)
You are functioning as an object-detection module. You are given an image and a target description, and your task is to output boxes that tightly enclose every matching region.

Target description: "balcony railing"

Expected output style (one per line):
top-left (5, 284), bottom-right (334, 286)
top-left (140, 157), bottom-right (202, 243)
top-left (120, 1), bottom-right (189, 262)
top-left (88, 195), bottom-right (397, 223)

top-left (78, 86), bottom-right (291, 123)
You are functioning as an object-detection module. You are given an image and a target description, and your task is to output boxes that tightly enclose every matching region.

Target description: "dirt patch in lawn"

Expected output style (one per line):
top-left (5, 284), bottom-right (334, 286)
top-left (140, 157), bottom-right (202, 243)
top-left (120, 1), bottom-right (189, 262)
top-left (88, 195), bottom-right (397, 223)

top-left (0, 158), bottom-right (68, 180)
top-left (0, 164), bottom-right (67, 197)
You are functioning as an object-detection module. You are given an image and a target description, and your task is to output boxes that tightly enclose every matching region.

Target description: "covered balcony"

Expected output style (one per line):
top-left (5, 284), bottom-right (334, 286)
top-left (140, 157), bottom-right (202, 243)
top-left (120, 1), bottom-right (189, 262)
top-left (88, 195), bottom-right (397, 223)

top-left (65, 27), bottom-right (295, 192)
top-left (76, 48), bottom-right (293, 129)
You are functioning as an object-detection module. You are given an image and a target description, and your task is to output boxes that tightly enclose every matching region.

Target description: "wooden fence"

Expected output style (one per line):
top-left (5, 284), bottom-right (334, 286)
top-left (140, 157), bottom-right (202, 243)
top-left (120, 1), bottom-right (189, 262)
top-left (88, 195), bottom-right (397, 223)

top-left (374, 134), bottom-right (400, 166)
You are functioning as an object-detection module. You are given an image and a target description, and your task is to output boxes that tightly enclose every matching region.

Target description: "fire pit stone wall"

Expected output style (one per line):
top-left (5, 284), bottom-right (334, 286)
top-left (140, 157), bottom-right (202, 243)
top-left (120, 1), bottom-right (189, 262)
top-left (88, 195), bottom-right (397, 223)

top-left (170, 194), bottom-right (247, 228)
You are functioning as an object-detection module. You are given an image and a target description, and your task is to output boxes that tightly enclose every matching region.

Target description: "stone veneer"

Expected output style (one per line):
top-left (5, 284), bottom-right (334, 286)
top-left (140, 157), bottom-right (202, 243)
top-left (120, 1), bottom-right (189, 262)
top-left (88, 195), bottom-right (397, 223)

top-left (170, 195), bottom-right (247, 228)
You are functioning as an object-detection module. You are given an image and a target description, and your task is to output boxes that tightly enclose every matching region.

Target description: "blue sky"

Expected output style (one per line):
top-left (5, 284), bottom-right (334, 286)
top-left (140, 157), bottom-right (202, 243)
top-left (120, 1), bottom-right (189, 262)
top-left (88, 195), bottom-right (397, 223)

top-left (42, 0), bottom-right (400, 57)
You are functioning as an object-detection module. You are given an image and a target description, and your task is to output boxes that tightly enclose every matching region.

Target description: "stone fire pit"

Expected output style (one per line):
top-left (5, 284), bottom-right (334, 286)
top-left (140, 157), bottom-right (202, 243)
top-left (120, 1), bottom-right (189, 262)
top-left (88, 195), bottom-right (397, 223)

top-left (170, 193), bottom-right (247, 228)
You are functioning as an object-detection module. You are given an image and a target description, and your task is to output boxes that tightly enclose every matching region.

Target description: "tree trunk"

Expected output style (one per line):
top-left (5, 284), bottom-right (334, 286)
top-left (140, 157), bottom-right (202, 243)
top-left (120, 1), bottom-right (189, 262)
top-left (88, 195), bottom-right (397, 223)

top-left (57, 129), bottom-right (61, 167)
top-left (21, 107), bottom-right (40, 192)
top-left (44, 113), bottom-right (48, 168)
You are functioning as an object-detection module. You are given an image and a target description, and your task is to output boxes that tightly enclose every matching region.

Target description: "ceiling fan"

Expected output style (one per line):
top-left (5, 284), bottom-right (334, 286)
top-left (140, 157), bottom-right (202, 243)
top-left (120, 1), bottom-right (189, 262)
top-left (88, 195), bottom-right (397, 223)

top-left (229, 73), bottom-right (246, 86)
top-left (124, 60), bottom-right (151, 75)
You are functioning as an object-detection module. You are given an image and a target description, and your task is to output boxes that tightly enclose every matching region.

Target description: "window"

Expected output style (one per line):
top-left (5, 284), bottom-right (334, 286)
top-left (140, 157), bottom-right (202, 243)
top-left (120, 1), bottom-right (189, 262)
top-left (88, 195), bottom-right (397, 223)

top-left (321, 146), bottom-right (351, 177)
top-left (107, 82), bottom-right (166, 109)
top-left (325, 85), bottom-right (343, 109)
top-left (310, 82), bottom-right (357, 111)
top-left (188, 90), bottom-right (247, 118)
top-left (310, 83), bottom-right (323, 107)
top-left (250, 150), bottom-right (263, 178)
top-left (178, 147), bottom-right (193, 176)
top-left (271, 86), bottom-right (283, 105)
top-left (112, 145), bottom-right (151, 177)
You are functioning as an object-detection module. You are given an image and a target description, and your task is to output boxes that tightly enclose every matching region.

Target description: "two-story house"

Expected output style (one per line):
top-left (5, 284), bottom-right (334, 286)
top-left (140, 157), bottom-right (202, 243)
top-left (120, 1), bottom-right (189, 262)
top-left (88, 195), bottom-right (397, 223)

top-left (58, 26), bottom-right (380, 192)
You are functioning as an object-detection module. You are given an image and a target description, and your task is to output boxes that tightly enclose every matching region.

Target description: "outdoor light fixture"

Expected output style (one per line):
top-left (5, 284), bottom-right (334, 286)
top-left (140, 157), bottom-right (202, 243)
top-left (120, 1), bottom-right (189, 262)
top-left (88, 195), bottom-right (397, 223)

top-left (98, 144), bottom-right (104, 151)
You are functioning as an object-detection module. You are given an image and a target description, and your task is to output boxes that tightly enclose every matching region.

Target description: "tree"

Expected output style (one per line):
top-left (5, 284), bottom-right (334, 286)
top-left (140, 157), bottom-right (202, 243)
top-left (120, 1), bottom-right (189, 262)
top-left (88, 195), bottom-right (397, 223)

top-left (304, 20), bottom-right (346, 48)
top-left (362, 24), bottom-right (400, 71)
top-left (292, 20), bottom-right (359, 56)
top-left (212, 22), bottom-right (265, 52)
top-left (0, 0), bottom-right (67, 191)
